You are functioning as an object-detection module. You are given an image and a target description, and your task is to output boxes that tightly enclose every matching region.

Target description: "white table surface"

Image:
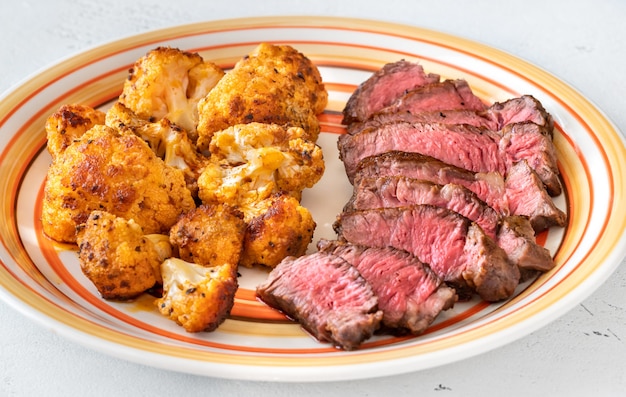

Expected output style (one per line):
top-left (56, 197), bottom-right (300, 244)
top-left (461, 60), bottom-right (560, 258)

top-left (1, 0), bottom-right (625, 395)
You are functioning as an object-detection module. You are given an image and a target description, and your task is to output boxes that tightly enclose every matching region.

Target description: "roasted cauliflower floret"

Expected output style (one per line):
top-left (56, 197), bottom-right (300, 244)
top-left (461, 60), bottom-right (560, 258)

top-left (45, 104), bottom-right (106, 159)
top-left (106, 102), bottom-right (209, 195)
top-left (240, 193), bottom-right (316, 268)
top-left (197, 122), bottom-right (324, 208)
top-left (156, 258), bottom-right (238, 332)
top-left (76, 210), bottom-right (171, 300)
top-left (196, 43), bottom-right (328, 151)
top-left (169, 204), bottom-right (246, 267)
top-left (119, 46), bottom-right (224, 140)
top-left (41, 124), bottom-right (196, 243)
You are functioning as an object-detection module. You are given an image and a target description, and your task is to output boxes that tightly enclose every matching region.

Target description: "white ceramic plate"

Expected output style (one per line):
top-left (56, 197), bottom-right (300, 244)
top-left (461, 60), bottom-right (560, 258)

top-left (1, 17), bottom-right (625, 382)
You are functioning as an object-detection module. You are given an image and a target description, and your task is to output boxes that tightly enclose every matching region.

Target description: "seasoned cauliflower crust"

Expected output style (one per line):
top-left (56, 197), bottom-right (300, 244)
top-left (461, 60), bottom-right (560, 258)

top-left (157, 258), bottom-right (238, 332)
top-left (198, 122), bottom-right (325, 208)
top-left (41, 124), bottom-right (195, 243)
top-left (169, 204), bottom-right (246, 267)
top-left (119, 46), bottom-right (224, 139)
top-left (76, 211), bottom-right (166, 300)
top-left (45, 104), bottom-right (106, 160)
top-left (196, 43), bottom-right (328, 151)
top-left (240, 193), bottom-right (316, 268)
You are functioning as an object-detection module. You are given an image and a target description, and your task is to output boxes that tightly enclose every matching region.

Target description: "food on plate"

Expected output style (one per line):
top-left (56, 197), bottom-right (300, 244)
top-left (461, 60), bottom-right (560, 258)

top-left (256, 252), bottom-right (383, 351)
top-left (118, 46), bottom-right (224, 140)
top-left (157, 257), bottom-right (238, 333)
top-left (196, 43), bottom-right (328, 151)
top-left (41, 124), bottom-right (195, 243)
top-left (240, 192), bottom-right (316, 268)
top-left (341, 60), bottom-right (440, 124)
top-left (352, 150), bottom-right (565, 231)
top-left (257, 59), bottom-right (567, 350)
top-left (41, 43), bottom-right (327, 334)
top-left (345, 175), bottom-right (555, 274)
top-left (45, 103), bottom-right (106, 159)
top-left (334, 205), bottom-right (520, 302)
top-left (105, 101), bottom-right (209, 196)
top-left (317, 239), bottom-right (457, 335)
top-left (169, 204), bottom-right (246, 267)
top-left (198, 122), bottom-right (325, 208)
top-left (337, 117), bottom-right (561, 198)
top-left (76, 210), bottom-right (170, 300)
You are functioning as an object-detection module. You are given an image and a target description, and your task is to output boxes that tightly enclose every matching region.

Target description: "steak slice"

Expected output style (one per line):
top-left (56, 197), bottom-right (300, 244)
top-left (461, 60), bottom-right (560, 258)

top-left (505, 160), bottom-right (567, 231)
top-left (496, 216), bottom-right (555, 274)
top-left (347, 95), bottom-right (552, 136)
top-left (339, 119), bottom-right (561, 196)
top-left (346, 109), bottom-right (498, 136)
top-left (317, 239), bottom-right (457, 334)
top-left (346, 176), bottom-right (500, 239)
top-left (256, 252), bottom-right (383, 350)
top-left (342, 60), bottom-right (440, 124)
top-left (334, 205), bottom-right (520, 302)
top-left (500, 122), bottom-right (561, 196)
top-left (378, 79), bottom-right (488, 115)
top-left (348, 175), bottom-right (555, 272)
top-left (354, 151), bottom-right (510, 216)
top-left (488, 95), bottom-right (554, 137)
top-left (338, 121), bottom-right (505, 183)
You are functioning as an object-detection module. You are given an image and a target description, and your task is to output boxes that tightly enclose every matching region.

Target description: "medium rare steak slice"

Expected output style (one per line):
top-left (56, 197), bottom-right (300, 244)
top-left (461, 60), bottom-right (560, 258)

top-left (347, 175), bottom-right (555, 272)
top-left (339, 119), bottom-right (561, 196)
top-left (500, 122), bottom-right (561, 196)
top-left (334, 205), bottom-right (520, 302)
top-left (488, 95), bottom-right (554, 137)
top-left (342, 60), bottom-right (440, 124)
top-left (505, 160), bottom-right (567, 231)
top-left (317, 240), bottom-right (457, 334)
top-left (338, 122), bottom-right (505, 183)
top-left (378, 79), bottom-right (487, 115)
top-left (496, 216), bottom-right (555, 274)
top-left (346, 109), bottom-right (498, 136)
top-left (256, 252), bottom-right (383, 350)
top-left (354, 151), bottom-right (510, 216)
top-left (346, 176), bottom-right (500, 239)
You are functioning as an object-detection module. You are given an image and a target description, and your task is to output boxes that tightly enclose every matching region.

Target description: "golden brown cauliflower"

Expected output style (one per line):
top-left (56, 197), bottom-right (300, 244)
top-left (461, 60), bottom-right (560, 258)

top-left (196, 43), bottom-right (328, 151)
top-left (156, 258), bottom-right (238, 332)
top-left (105, 102), bottom-right (209, 196)
top-left (45, 104), bottom-right (106, 160)
top-left (119, 46), bottom-right (224, 140)
top-left (76, 210), bottom-right (170, 300)
top-left (169, 204), bottom-right (246, 267)
top-left (41, 124), bottom-right (196, 243)
top-left (240, 193), bottom-right (316, 268)
top-left (197, 122), bottom-right (324, 209)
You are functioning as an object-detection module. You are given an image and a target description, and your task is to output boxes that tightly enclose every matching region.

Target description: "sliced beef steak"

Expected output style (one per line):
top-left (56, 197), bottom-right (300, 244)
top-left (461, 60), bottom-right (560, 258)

top-left (339, 119), bottom-right (561, 195)
top-left (256, 252), bottom-right (383, 350)
top-left (378, 79), bottom-right (487, 115)
top-left (342, 60), bottom-right (440, 124)
top-left (505, 160), bottom-right (567, 231)
top-left (346, 176), bottom-right (500, 239)
top-left (346, 109), bottom-right (498, 136)
top-left (354, 151), bottom-right (510, 216)
top-left (487, 95), bottom-right (554, 137)
top-left (338, 122), bottom-right (505, 183)
top-left (347, 95), bottom-right (552, 137)
top-left (317, 239), bottom-right (457, 334)
top-left (347, 175), bottom-right (555, 273)
top-left (500, 122), bottom-right (561, 196)
top-left (334, 205), bottom-right (520, 302)
top-left (496, 216), bottom-right (555, 274)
